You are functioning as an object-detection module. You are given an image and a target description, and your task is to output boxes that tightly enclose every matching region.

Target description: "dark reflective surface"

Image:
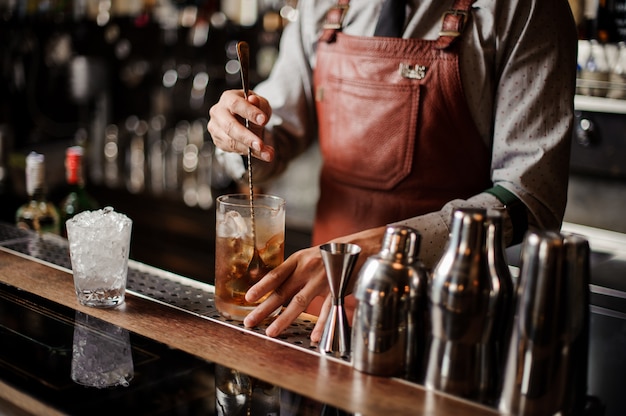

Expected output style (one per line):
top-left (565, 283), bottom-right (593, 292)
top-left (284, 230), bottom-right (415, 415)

top-left (0, 282), bottom-right (348, 415)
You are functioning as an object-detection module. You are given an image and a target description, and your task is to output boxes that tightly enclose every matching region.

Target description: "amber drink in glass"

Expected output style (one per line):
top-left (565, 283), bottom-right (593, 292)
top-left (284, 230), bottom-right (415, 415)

top-left (215, 194), bottom-right (285, 320)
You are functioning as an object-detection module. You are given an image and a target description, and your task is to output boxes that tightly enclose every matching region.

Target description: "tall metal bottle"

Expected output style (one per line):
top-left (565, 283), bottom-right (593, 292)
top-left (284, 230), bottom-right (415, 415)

top-left (498, 231), bottom-right (590, 415)
top-left (425, 208), bottom-right (501, 403)
top-left (405, 233), bottom-right (429, 383)
top-left (486, 209), bottom-right (515, 395)
top-left (351, 226), bottom-right (423, 377)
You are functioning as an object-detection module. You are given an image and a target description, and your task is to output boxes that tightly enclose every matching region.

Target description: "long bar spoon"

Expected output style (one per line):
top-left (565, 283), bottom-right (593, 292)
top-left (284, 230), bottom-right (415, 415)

top-left (237, 41), bottom-right (267, 278)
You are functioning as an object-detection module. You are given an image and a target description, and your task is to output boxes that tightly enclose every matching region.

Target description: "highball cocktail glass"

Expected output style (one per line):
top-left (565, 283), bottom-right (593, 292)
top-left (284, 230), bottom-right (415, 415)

top-left (214, 194), bottom-right (285, 321)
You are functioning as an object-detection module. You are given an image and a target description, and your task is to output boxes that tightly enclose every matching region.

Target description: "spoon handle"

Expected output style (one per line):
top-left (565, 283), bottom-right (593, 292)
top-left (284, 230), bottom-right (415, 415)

top-left (237, 41), bottom-right (250, 98)
top-left (236, 41), bottom-right (257, 249)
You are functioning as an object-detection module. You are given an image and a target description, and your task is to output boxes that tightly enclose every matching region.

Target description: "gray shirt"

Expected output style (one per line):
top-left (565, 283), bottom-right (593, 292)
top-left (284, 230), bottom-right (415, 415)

top-left (253, 0), bottom-right (577, 267)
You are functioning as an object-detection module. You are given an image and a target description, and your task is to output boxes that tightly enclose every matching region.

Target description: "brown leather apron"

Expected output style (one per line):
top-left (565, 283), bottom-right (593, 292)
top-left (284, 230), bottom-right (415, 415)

top-left (312, 0), bottom-right (492, 245)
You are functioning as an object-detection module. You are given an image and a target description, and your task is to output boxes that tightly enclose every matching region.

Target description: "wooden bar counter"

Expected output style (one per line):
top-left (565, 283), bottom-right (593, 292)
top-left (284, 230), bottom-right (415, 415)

top-left (0, 224), bottom-right (499, 416)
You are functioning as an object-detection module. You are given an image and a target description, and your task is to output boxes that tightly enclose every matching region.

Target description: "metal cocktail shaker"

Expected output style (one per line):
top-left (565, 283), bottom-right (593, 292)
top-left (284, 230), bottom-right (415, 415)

top-left (351, 226), bottom-right (422, 377)
top-left (424, 208), bottom-right (501, 404)
top-left (498, 231), bottom-right (591, 415)
top-left (486, 209), bottom-right (515, 394)
top-left (405, 233), bottom-right (429, 383)
top-left (561, 233), bottom-right (591, 415)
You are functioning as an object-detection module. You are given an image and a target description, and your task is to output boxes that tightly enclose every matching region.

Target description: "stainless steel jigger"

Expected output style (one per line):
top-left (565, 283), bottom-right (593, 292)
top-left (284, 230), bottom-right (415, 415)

top-left (318, 243), bottom-right (361, 358)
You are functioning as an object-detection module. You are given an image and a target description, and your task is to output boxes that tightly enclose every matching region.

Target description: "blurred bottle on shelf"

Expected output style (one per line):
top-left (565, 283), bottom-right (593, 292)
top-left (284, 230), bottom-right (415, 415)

top-left (578, 0), bottom-right (626, 43)
top-left (1, 0), bottom-right (301, 212)
top-left (103, 124), bottom-right (122, 188)
top-left (125, 118), bottom-right (148, 194)
top-left (147, 115), bottom-right (167, 195)
top-left (15, 152), bottom-right (61, 235)
top-left (607, 41), bottom-right (626, 99)
top-left (597, 0), bottom-right (626, 44)
top-left (579, 39), bottom-right (611, 96)
top-left (221, 0), bottom-right (258, 27)
top-left (60, 145), bottom-right (99, 231)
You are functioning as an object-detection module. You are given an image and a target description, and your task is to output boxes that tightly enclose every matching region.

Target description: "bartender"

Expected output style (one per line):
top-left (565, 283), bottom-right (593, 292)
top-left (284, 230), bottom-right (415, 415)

top-left (207, 0), bottom-right (577, 340)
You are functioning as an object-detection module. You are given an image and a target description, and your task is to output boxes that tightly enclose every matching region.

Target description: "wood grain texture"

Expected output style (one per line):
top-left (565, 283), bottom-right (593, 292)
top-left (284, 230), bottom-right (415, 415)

top-left (0, 248), bottom-right (500, 416)
top-left (0, 381), bottom-right (64, 416)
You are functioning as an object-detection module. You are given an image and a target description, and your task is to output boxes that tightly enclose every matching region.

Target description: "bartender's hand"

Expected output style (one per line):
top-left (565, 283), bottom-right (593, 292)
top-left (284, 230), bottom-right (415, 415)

top-left (207, 90), bottom-right (274, 162)
top-left (243, 226), bottom-right (387, 342)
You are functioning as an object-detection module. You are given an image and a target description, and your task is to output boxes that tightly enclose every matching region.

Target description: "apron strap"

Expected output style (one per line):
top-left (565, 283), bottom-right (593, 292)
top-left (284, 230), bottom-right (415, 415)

top-left (320, 0), bottom-right (351, 43)
top-left (435, 0), bottom-right (477, 49)
top-left (320, 0), bottom-right (476, 46)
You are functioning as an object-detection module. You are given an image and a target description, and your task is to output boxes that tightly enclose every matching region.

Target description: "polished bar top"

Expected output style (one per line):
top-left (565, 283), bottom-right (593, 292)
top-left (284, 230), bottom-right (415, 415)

top-left (0, 225), bottom-right (499, 415)
top-left (0, 282), bottom-right (217, 415)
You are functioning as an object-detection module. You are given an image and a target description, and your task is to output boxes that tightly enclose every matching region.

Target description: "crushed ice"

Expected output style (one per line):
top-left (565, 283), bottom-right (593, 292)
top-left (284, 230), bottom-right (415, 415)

top-left (67, 206), bottom-right (131, 232)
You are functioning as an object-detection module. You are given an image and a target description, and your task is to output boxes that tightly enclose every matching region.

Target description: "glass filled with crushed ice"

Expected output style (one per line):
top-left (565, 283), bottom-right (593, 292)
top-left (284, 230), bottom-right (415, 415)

top-left (215, 194), bottom-right (285, 320)
top-left (66, 207), bottom-right (133, 308)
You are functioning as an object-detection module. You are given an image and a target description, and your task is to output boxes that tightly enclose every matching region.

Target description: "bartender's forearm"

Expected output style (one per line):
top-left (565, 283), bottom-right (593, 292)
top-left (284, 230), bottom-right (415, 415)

top-left (390, 193), bottom-right (517, 269)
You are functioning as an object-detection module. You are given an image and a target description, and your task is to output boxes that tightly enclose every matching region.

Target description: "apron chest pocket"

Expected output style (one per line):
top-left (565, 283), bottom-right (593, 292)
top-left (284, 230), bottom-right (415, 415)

top-left (317, 76), bottom-right (421, 191)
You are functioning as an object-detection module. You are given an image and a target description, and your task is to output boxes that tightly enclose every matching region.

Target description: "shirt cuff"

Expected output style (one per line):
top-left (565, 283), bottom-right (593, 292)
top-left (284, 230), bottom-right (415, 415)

top-left (388, 193), bottom-right (515, 269)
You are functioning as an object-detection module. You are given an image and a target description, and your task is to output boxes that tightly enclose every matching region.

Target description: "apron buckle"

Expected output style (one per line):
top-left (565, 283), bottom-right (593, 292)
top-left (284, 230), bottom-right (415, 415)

top-left (439, 9), bottom-right (468, 37)
top-left (399, 63), bottom-right (427, 80)
top-left (323, 4), bottom-right (350, 30)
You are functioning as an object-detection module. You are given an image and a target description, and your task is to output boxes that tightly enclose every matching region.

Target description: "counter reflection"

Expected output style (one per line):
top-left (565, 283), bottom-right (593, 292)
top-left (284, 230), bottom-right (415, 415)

top-left (0, 281), bottom-right (351, 415)
top-left (71, 311), bottom-right (134, 389)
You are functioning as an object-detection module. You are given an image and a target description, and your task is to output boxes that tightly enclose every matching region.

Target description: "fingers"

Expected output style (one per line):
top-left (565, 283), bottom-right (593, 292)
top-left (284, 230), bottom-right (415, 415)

top-left (242, 280), bottom-right (290, 330)
top-left (263, 284), bottom-right (326, 338)
top-left (243, 258), bottom-right (297, 328)
top-left (243, 248), bottom-right (329, 337)
top-left (242, 292), bottom-right (284, 330)
top-left (207, 90), bottom-right (273, 161)
top-left (241, 228), bottom-right (389, 340)
top-left (244, 253), bottom-right (298, 303)
top-left (310, 295), bottom-right (333, 343)
top-left (248, 93), bottom-right (272, 119)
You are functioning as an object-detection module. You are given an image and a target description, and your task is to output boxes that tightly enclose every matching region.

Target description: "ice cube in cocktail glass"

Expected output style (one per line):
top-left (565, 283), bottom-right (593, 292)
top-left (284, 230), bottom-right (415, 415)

top-left (66, 207), bottom-right (133, 308)
top-left (214, 194), bottom-right (285, 320)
